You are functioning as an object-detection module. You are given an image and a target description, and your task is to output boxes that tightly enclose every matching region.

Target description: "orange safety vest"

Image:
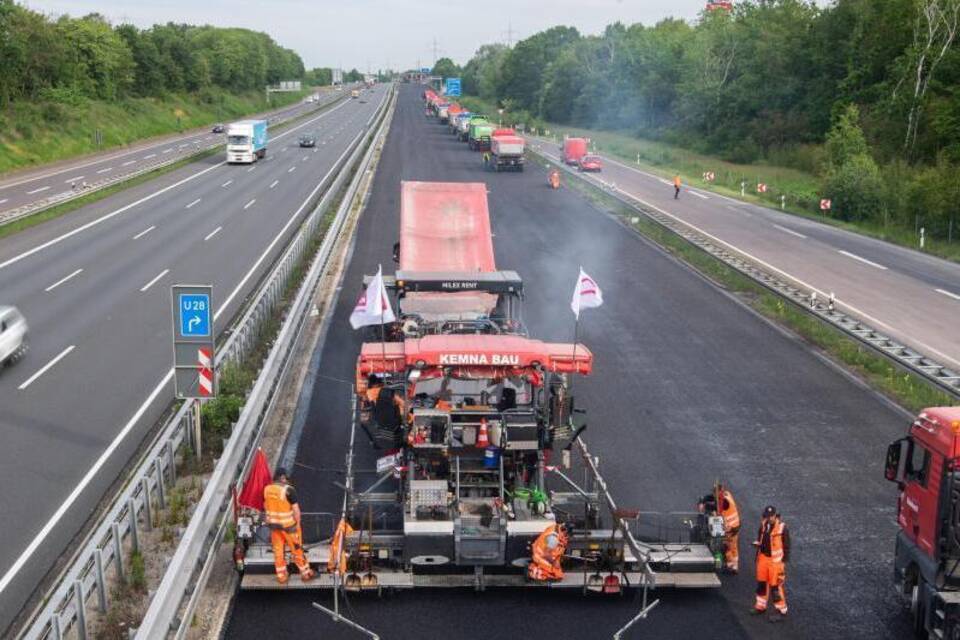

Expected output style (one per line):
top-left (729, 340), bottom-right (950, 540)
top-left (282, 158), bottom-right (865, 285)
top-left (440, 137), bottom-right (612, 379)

top-left (673, 176), bottom-right (681, 187)
top-left (263, 483), bottom-right (296, 530)
top-left (758, 519), bottom-right (786, 562)
top-left (719, 490), bottom-right (740, 531)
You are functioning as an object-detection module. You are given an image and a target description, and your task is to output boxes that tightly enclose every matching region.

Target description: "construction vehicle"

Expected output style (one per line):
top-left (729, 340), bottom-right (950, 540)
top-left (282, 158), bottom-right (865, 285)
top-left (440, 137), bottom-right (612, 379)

top-left (234, 181), bottom-right (725, 596)
top-left (468, 122), bottom-right (495, 151)
top-left (458, 115), bottom-right (488, 142)
top-left (489, 131), bottom-right (525, 172)
top-left (562, 137), bottom-right (589, 165)
top-left (885, 406), bottom-right (960, 638)
top-left (451, 111), bottom-right (472, 136)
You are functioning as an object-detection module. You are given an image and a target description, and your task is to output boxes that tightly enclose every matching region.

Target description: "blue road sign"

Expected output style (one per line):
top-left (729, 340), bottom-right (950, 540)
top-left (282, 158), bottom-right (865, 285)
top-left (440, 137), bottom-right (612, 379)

top-left (179, 293), bottom-right (211, 337)
top-left (445, 78), bottom-right (461, 97)
top-left (421, 67), bottom-right (431, 73)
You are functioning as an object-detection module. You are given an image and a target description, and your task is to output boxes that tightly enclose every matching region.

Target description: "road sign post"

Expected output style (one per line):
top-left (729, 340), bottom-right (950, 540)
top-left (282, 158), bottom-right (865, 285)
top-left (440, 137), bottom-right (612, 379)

top-left (171, 284), bottom-right (215, 400)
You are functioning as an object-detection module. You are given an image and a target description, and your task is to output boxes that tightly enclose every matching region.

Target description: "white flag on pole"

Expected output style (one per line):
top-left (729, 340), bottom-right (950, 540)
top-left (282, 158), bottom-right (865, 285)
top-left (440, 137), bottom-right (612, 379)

top-left (570, 267), bottom-right (603, 319)
top-left (350, 265), bottom-right (396, 329)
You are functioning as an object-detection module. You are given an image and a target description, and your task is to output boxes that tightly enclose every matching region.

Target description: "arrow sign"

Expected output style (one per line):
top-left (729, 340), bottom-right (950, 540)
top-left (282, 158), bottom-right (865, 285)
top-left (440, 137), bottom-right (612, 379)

top-left (179, 293), bottom-right (210, 337)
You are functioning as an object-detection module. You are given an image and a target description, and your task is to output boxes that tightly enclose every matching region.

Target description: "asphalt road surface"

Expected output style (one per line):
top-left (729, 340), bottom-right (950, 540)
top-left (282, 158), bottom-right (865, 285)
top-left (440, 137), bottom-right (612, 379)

top-left (0, 85), bottom-right (388, 633)
top-left (0, 87), bottom-right (348, 216)
top-left (531, 138), bottom-right (960, 375)
top-left (226, 84), bottom-right (914, 639)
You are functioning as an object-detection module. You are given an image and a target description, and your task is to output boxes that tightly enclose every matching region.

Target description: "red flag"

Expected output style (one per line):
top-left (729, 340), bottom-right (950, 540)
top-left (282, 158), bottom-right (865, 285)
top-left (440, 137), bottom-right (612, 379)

top-left (237, 449), bottom-right (272, 511)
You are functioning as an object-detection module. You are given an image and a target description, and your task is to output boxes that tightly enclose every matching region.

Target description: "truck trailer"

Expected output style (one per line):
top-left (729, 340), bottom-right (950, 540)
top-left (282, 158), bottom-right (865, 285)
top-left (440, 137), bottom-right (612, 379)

top-left (226, 120), bottom-right (268, 164)
top-left (489, 133), bottom-right (525, 172)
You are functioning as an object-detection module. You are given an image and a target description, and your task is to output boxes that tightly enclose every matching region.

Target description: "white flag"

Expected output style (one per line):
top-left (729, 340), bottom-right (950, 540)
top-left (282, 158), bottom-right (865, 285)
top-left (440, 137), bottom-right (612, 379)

top-left (570, 267), bottom-right (603, 319)
top-left (350, 265), bottom-right (395, 329)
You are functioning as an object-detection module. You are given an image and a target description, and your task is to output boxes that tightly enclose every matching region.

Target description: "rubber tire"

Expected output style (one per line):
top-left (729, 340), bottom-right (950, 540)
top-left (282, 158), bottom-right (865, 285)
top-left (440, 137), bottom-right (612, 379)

top-left (912, 580), bottom-right (929, 639)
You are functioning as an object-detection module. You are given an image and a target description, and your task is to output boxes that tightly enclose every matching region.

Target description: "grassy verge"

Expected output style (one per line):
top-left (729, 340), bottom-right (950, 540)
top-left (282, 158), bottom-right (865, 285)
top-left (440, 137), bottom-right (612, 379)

top-left (543, 154), bottom-right (956, 413)
top-left (0, 88), bottom-right (315, 174)
top-left (461, 95), bottom-right (960, 264)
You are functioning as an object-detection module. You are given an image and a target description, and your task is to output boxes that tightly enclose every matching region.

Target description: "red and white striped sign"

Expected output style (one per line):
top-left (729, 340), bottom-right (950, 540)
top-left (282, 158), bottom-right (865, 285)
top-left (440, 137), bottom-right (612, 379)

top-left (820, 199), bottom-right (832, 211)
top-left (702, 171), bottom-right (715, 182)
top-left (198, 347), bottom-right (214, 397)
top-left (757, 183), bottom-right (768, 193)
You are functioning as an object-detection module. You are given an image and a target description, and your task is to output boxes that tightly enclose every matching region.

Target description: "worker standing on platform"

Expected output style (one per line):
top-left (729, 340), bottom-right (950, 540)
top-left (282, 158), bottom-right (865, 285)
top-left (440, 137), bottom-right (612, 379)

top-left (699, 483), bottom-right (740, 574)
top-left (751, 505), bottom-right (790, 621)
top-left (263, 468), bottom-right (315, 584)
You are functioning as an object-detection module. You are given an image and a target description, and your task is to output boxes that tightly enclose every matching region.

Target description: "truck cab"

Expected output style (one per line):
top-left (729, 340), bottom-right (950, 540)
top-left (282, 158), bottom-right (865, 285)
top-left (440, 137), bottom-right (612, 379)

top-left (886, 407), bottom-right (960, 638)
top-left (226, 120), bottom-right (267, 164)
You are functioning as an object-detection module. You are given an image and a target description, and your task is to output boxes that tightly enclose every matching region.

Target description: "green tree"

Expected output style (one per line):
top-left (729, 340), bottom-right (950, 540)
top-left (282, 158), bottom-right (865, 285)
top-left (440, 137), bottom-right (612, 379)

top-left (825, 104), bottom-right (870, 169)
top-left (431, 57), bottom-right (460, 79)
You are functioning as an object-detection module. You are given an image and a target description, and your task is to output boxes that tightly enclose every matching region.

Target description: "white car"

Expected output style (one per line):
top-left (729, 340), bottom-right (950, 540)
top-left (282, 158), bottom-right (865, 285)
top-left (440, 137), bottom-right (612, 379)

top-left (0, 306), bottom-right (28, 366)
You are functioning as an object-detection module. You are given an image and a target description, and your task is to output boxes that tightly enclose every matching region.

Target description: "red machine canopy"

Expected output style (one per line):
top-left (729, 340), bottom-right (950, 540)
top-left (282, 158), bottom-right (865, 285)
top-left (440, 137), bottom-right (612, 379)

top-left (357, 334), bottom-right (593, 375)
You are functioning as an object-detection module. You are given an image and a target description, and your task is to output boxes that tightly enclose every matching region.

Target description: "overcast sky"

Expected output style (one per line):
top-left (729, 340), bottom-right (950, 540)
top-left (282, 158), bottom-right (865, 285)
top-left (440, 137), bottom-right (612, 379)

top-left (25, 0), bottom-right (717, 71)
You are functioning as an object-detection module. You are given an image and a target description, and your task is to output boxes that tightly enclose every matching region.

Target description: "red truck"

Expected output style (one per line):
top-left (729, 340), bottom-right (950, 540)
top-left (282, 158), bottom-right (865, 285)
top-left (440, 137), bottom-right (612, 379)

top-left (885, 406), bottom-right (960, 638)
top-left (562, 137), bottom-right (589, 165)
top-left (489, 129), bottom-right (525, 172)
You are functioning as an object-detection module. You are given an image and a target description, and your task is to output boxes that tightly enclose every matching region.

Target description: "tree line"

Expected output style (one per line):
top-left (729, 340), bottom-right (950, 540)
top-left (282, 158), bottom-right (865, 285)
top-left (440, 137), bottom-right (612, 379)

top-left (447, 0), bottom-right (960, 243)
top-left (0, 0), bottom-right (305, 105)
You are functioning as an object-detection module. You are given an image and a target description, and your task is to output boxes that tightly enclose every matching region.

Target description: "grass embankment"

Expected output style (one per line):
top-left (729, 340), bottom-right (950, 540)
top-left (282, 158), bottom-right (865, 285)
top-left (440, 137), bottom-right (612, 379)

top-left (460, 95), bottom-right (960, 263)
top-left (0, 88), bottom-right (311, 174)
top-left (546, 154), bottom-right (956, 413)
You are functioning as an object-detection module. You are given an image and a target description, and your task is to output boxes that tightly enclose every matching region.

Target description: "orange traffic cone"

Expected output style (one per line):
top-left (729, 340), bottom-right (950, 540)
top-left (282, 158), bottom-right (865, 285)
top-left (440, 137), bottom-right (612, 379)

top-left (476, 419), bottom-right (489, 448)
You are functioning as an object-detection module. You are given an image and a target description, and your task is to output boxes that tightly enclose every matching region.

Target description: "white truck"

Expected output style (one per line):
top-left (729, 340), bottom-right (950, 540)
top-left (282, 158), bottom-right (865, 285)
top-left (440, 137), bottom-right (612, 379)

top-left (226, 119), bottom-right (268, 164)
top-left (0, 306), bottom-right (28, 367)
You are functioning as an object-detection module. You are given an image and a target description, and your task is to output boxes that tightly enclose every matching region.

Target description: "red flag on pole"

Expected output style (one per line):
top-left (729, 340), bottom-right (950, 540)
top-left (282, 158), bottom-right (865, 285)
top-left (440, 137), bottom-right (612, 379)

top-left (237, 448), bottom-right (272, 511)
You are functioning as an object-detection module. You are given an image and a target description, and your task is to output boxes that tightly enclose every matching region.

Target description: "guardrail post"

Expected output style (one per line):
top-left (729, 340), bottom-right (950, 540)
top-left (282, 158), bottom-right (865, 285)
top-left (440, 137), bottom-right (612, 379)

top-left (155, 461), bottom-right (166, 510)
top-left (95, 548), bottom-right (108, 612)
top-left (74, 580), bottom-right (88, 640)
top-left (52, 613), bottom-right (63, 640)
top-left (167, 440), bottom-right (177, 484)
top-left (128, 496), bottom-right (140, 552)
top-left (112, 522), bottom-right (125, 583)
top-left (142, 477), bottom-right (153, 531)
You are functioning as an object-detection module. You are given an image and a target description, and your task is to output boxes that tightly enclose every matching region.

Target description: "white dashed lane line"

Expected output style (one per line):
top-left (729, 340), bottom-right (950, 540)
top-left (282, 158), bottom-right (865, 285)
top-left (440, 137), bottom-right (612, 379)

top-left (270, 180), bottom-right (279, 189)
top-left (222, 180), bottom-right (233, 188)
top-left (838, 250), bottom-right (887, 271)
top-left (186, 198), bottom-right (202, 209)
top-left (0, 199), bottom-right (7, 205)
top-left (96, 167), bottom-right (113, 174)
top-left (26, 186), bottom-right (50, 195)
top-left (247, 166), bottom-right (256, 173)
top-left (773, 224), bottom-right (808, 240)
top-left (243, 199), bottom-right (256, 210)
top-left (161, 148), bottom-right (173, 154)
top-left (44, 268), bottom-right (83, 292)
top-left (18, 345), bottom-right (75, 390)
top-left (689, 190), bottom-right (709, 200)
top-left (204, 226), bottom-right (222, 242)
top-left (144, 154), bottom-right (157, 159)
top-left (64, 176), bottom-right (84, 184)
top-left (936, 288), bottom-right (960, 302)
top-left (122, 160), bottom-right (137, 167)
top-left (139, 268), bottom-right (169, 292)
top-left (288, 166), bottom-right (297, 173)
top-left (132, 225), bottom-right (155, 240)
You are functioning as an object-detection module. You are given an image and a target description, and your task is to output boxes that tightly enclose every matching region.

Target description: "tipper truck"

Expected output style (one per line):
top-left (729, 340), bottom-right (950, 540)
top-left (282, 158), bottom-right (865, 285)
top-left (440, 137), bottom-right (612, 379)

top-left (458, 115), bottom-right (487, 142)
top-left (489, 131), bottom-right (525, 172)
top-left (233, 181), bottom-right (726, 599)
top-left (468, 121), bottom-right (495, 151)
top-left (226, 119), bottom-right (268, 164)
top-left (885, 406), bottom-right (960, 638)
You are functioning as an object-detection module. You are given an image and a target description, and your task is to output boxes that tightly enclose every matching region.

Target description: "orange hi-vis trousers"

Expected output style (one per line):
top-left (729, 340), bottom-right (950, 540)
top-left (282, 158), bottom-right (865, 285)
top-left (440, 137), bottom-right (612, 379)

top-left (754, 553), bottom-right (787, 614)
top-left (725, 529), bottom-right (740, 572)
top-left (271, 526), bottom-right (313, 583)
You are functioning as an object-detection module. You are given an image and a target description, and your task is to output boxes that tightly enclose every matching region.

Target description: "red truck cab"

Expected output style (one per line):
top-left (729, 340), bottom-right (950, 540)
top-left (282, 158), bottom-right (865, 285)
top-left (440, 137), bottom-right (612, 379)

top-left (562, 137), bottom-right (589, 165)
top-left (886, 406), bottom-right (960, 638)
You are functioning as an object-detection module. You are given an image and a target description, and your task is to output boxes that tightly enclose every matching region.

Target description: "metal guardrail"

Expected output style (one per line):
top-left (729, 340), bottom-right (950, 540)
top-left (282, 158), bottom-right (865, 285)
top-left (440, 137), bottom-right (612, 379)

top-left (0, 93), bottom-right (344, 228)
top-left (529, 141), bottom-right (960, 400)
top-left (136, 85), bottom-right (396, 639)
top-left (15, 86), bottom-right (393, 640)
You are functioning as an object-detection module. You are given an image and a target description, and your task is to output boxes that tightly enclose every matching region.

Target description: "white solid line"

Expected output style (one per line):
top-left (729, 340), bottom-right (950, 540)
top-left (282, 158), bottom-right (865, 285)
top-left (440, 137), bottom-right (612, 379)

top-left (44, 268), bottom-right (83, 292)
top-left (244, 198), bottom-right (256, 210)
top-left (186, 198), bottom-right (201, 209)
top-left (288, 166), bottom-right (297, 173)
top-left (222, 180), bottom-right (233, 187)
top-left (122, 160), bottom-right (137, 167)
top-left (144, 153), bottom-right (156, 159)
top-left (270, 180), bottom-right (279, 189)
top-left (689, 190), bottom-right (709, 200)
top-left (64, 176), bottom-right (84, 183)
top-left (132, 225), bottom-right (155, 240)
top-left (204, 226), bottom-right (222, 241)
top-left (936, 288), bottom-right (960, 301)
top-left (773, 224), bottom-right (808, 240)
top-left (838, 250), bottom-right (887, 270)
top-left (26, 186), bottom-right (50, 194)
top-left (18, 345), bottom-right (75, 390)
top-left (161, 148), bottom-right (173, 154)
top-left (96, 167), bottom-right (113, 174)
top-left (139, 268), bottom-right (169, 292)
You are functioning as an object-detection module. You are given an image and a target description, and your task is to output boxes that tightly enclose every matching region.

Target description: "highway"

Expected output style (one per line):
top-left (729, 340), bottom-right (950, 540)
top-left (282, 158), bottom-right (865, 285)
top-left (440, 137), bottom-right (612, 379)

top-left (532, 139), bottom-right (960, 374)
top-left (226, 84), bottom-right (913, 638)
top-left (0, 89), bottom-right (342, 217)
top-left (0, 85), bottom-right (388, 632)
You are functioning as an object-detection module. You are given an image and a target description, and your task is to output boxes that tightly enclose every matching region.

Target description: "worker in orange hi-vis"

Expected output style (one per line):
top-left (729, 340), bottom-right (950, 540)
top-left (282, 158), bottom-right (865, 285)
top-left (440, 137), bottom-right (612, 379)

top-left (698, 483), bottom-right (741, 574)
top-left (528, 523), bottom-right (568, 581)
top-left (263, 468), bottom-right (315, 584)
top-left (673, 174), bottom-right (682, 199)
top-left (751, 505), bottom-right (790, 622)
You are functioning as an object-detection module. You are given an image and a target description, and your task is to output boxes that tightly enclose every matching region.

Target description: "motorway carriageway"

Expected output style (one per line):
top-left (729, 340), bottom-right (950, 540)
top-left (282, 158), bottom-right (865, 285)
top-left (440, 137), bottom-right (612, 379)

top-left (227, 84), bottom-right (912, 639)
top-left (533, 138), bottom-right (960, 375)
top-left (0, 85), bottom-right (389, 633)
top-left (0, 91), bottom-right (342, 215)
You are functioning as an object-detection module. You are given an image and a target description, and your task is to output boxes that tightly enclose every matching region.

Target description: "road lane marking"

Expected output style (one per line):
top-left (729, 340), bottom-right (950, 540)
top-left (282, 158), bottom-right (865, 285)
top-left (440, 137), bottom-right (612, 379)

top-left (270, 180), bottom-right (279, 189)
top-left (132, 225), bottom-right (155, 239)
top-left (689, 190), bottom-right (709, 200)
top-left (773, 224), bottom-right (808, 239)
top-left (244, 198), bottom-right (256, 210)
top-left (122, 160), bottom-right (137, 167)
top-left (144, 153), bottom-right (156, 159)
top-left (247, 166), bottom-right (256, 173)
top-left (26, 186), bottom-right (50, 194)
top-left (96, 167), bottom-right (113, 174)
top-left (139, 268), bottom-right (169, 292)
top-left (936, 288), bottom-right (960, 301)
top-left (18, 345), bottom-right (75, 390)
top-left (302, 156), bottom-right (309, 162)
top-left (179, 143), bottom-right (189, 148)
top-left (288, 166), bottom-right (297, 173)
top-left (222, 180), bottom-right (233, 187)
top-left (44, 268), bottom-right (83, 292)
top-left (0, 198), bottom-right (7, 205)
top-left (838, 250), bottom-right (887, 270)
top-left (204, 226), bottom-right (222, 241)
top-left (185, 198), bottom-right (201, 209)
top-left (64, 176), bottom-right (84, 183)
top-left (161, 148), bottom-right (173, 154)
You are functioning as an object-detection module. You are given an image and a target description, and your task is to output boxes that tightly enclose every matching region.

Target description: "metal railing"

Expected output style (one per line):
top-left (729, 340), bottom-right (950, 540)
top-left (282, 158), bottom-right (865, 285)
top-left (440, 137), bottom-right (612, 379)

top-left (529, 141), bottom-right (960, 401)
top-left (16, 86), bottom-right (394, 640)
